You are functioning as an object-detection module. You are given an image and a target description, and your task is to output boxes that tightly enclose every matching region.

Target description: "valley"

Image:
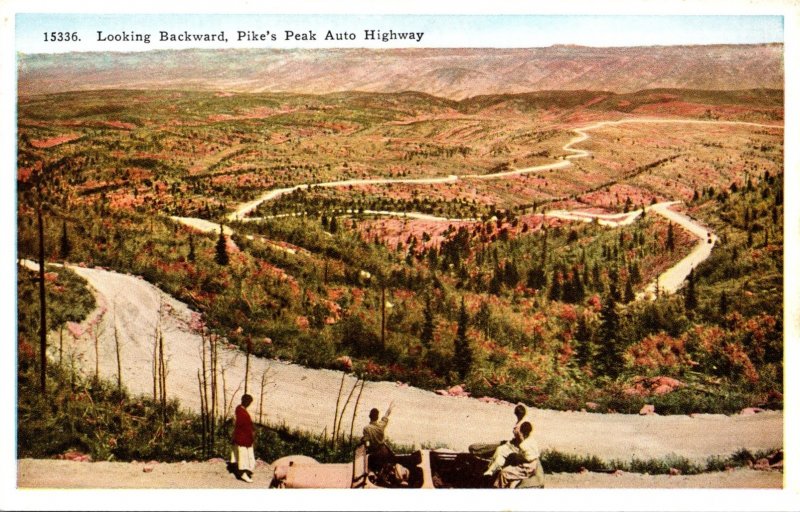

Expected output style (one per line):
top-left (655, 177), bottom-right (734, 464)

top-left (15, 44), bottom-right (785, 490)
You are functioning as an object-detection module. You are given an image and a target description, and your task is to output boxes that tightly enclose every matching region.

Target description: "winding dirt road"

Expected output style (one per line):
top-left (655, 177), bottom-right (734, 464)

top-left (23, 259), bottom-right (782, 465)
top-left (216, 118), bottom-right (780, 297)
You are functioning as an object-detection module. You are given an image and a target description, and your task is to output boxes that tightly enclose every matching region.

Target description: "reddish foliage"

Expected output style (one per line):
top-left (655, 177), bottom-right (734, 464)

top-left (627, 332), bottom-right (692, 371)
top-left (29, 132), bottom-right (82, 148)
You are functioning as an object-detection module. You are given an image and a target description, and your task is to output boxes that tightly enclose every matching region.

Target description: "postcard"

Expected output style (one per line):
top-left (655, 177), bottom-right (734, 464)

top-left (3, 1), bottom-right (799, 511)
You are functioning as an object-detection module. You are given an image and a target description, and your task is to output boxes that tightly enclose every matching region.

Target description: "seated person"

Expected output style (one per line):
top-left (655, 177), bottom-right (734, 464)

top-left (469, 403), bottom-right (530, 459)
top-left (483, 421), bottom-right (542, 488)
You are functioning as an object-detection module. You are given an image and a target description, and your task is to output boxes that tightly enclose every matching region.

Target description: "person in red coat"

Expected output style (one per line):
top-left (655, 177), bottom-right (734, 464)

top-left (231, 394), bottom-right (255, 482)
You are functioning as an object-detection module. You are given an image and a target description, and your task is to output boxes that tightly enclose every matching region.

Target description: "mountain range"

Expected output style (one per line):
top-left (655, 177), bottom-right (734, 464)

top-left (18, 44), bottom-right (783, 99)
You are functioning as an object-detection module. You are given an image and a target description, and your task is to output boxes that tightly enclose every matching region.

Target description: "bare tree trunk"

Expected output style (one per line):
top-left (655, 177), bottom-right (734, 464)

top-left (332, 372), bottom-right (346, 445)
top-left (244, 336), bottom-right (251, 395)
top-left (349, 380), bottom-right (366, 444)
top-left (380, 286), bottom-right (386, 349)
top-left (197, 370), bottom-right (207, 457)
top-left (210, 335), bottom-right (217, 450)
top-left (114, 320), bottom-right (122, 392)
top-left (201, 333), bottom-right (209, 450)
top-left (152, 325), bottom-right (159, 401)
top-left (94, 328), bottom-right (100, 382)
top-left (159, 331), bottom-right (167, 427)
top-left (335, 378), bottom-right (359, 445)
top-left (37, 201), bottom-right (47, 395)
top-left (59, 325), bottom-right (64, 367)
top-left (258, 370), bottom-right (268, 424)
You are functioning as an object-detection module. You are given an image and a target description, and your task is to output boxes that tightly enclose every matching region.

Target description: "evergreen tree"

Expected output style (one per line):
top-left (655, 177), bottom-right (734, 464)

top-left (592, 262), bottom-right (602, 290)
top-left (474, 300), bottom-right (492, 337)
top-left (572, 267), bottom-right (585, 303)
top-left (684, 268), bottom-right (698, 312)
top-left (504, 260), bottom-right (520, 288)
top-left (427, 247), bottom-right (439, 269)
top-left (526, 267), bottom-right (547, 290)
top-left (489, 269), bottom-right (503, 295)
top-left (666, 222), bottom-right (675, 251)
top-left (607, 267), bottom-right (621, 302)
top-left (624, 278), bottom-right (635, 303)
top-left (629, 261), bottom-right (642, 284)
top-left (329, 215), bottom-right (338, 234)
top-left (188, 232), bottom-right (196, 262)
top-left (59, 220), bottom-right (71, 260)
top-left (420, 294), bottom-right (435, 349)
top-left (597, 292), bottom-right (622, 378)
top-left (453, 298), bottom-right (473, 379)
top-left (548, 270), bottom-right (561, 301)
top-left (215, 226), bottom-right (229, 265)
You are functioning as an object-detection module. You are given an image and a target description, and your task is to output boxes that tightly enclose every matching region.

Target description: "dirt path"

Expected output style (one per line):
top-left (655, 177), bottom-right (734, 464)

top-left (21, 261), bottom-right (782, 465)
top-left (640, 201), bottom-right (717, 296)
top-left (16, 459), bottom-right (781, 489)
top-left (545, 201), bottom-right (716, 296)
top-left (227, 118), bottom-right (782, 221)
top-left (215, 118), bottom-right (780, 297)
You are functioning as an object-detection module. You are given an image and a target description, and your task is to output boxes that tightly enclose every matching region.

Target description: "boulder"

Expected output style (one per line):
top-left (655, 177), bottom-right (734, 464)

top-left (753, 458), bottom-right (771, 471)
top-left (639, 404), bottom-right (656, 415)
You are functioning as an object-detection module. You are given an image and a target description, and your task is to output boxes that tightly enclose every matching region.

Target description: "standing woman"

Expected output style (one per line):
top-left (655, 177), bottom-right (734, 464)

top-left (231, 394), bottom-right (255, 482)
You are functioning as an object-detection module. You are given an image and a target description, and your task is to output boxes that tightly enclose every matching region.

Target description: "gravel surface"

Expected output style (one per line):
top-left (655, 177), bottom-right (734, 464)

top-left (16, 459), bottom-right (781, 489)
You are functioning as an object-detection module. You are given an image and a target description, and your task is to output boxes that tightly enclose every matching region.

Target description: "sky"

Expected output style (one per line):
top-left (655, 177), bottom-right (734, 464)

top-left (15, 14), bottom-right (784, 54)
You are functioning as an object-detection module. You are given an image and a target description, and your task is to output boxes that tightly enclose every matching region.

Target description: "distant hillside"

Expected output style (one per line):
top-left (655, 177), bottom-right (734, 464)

top-left (18, 45), bottom-right (783, 99)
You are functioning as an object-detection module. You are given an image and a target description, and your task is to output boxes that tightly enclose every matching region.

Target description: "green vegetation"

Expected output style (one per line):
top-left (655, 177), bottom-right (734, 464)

top-left (18, 361), bottom-right (361, 464)
top-left (540, 447), bottom-right (780, 475)
top-left (17, 88), bottom-right (784, 423)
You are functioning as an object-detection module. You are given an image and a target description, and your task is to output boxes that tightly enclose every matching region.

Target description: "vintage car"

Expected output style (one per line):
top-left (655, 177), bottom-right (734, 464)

top-left (270, 443), bottom-right (544, 489)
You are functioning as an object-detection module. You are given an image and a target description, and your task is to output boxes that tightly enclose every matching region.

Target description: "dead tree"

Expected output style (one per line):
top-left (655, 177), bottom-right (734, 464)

top-left (334, 378), bottom-right (359, 445)
top-left (37, 198), bottom-right (47, 395)
top-left (151, 298), bottom-right (169, 428)
top-left (209, 333), bottom-right (219, 450)
top-left (200, 332), bottom-right (210, 453)
top-left (159, 330), bottom-right (168, 427)
top-left (349, 380), bottom-right (366, 444)
top-left (91, 320), bottom-right (105, 384)
top-left (331, 373), bottom-right (346, 446)
top-left (244, 336), bottom-right (251, 395)
top-left (197, 370), bottom-right (207, 457)
top-left (114, 318), bottom-right (122, 392)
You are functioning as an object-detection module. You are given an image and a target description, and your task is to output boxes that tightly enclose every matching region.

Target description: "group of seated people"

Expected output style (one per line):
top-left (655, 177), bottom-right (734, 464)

top-left (361, 401), bottom-right (543, 488)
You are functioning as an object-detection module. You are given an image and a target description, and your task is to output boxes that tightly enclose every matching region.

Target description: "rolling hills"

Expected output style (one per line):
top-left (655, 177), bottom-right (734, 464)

top-left (18, 44), bottom-right (783, 99)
